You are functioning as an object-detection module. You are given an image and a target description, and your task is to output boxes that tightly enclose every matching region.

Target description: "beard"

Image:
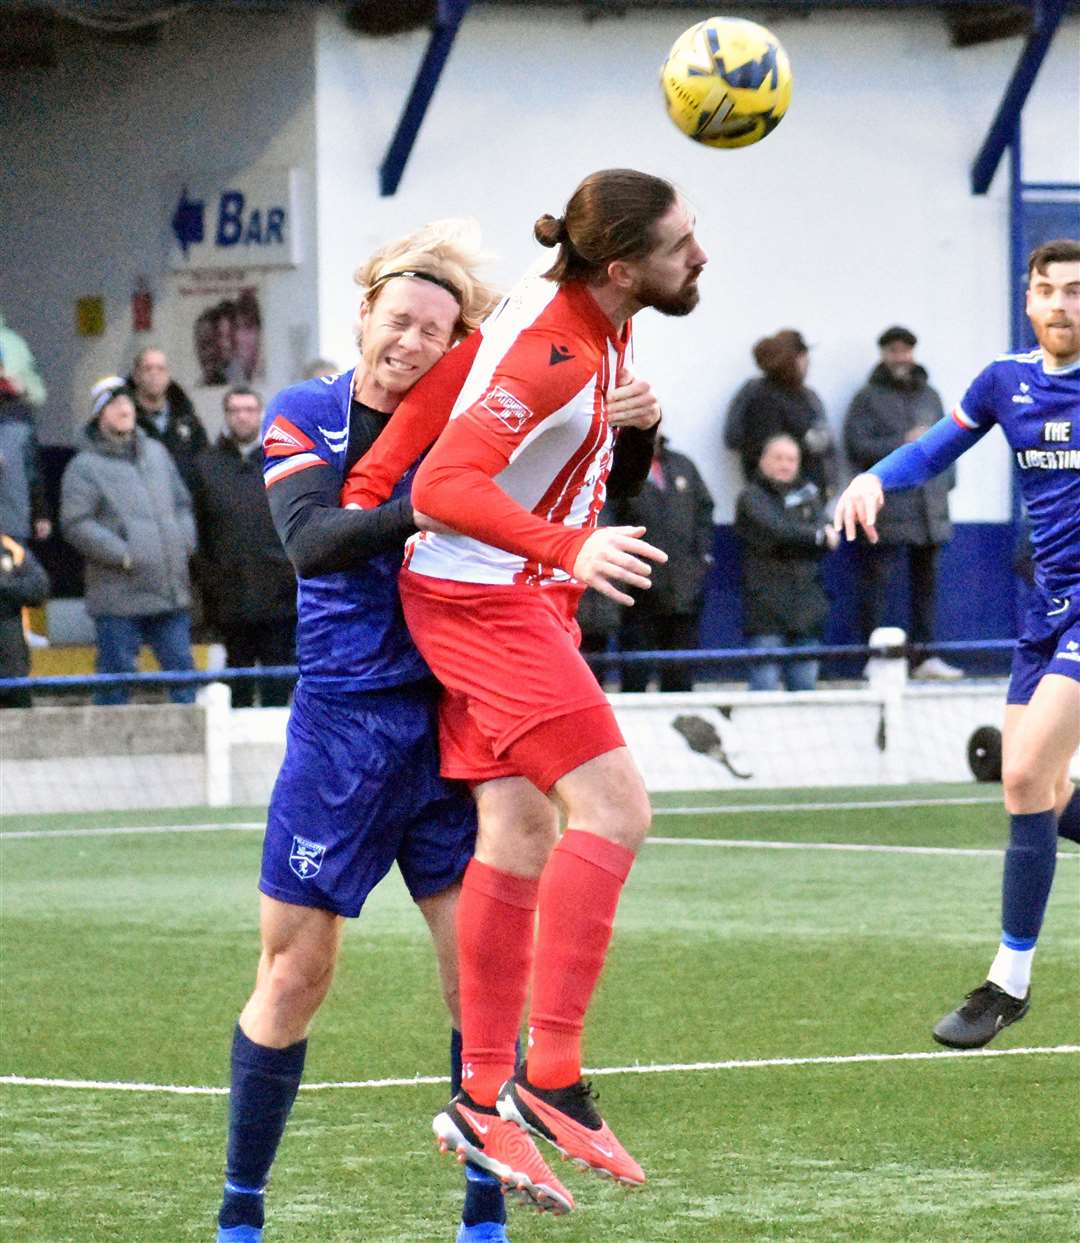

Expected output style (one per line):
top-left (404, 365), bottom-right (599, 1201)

top-left (634, 271), bottom-right (702, 317)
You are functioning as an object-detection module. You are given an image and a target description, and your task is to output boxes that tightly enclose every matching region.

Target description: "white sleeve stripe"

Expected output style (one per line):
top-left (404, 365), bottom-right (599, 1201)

top-left (951, 403), bottom-right (980, 430)
top-left (264, 453), bottom-right (325, 485)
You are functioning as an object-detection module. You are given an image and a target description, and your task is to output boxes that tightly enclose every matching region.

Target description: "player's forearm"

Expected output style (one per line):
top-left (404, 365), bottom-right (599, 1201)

top-left (269, 475), bottom-right (416, 576)
top-left (870, 416), bottom-right (982, 491)
top-left (413, 447), bottom-right (590, 575)
top-left (606, 425), bottom-right (658, 499)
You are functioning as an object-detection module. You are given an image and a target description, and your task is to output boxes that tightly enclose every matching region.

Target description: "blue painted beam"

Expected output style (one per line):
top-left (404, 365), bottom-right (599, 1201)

top-left (380, 0), bottom-right (471, 196)
top-left (971, 0), bottom-right (1068, 194)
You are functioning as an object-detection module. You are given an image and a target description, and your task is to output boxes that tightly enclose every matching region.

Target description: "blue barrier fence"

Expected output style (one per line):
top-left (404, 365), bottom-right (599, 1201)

top-left (0, 639), bottom-right (1017, 695)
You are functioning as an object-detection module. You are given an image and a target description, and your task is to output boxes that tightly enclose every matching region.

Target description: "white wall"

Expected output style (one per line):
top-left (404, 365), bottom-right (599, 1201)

top-left (312, 6), bottom-right (1080, 520)
top-left (4, 6), bottom-right (1078, 517)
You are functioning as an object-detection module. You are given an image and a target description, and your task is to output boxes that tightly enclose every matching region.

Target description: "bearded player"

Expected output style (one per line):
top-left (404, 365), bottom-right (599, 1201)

top-left (834, 239), bottom-right (1080, 1049)
top-left (343, 169), bottom-right (707, 1211)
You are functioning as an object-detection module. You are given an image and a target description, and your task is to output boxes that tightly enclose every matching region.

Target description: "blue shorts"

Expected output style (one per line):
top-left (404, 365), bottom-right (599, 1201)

top-left (1007, 589), bottom-right (1080, 705)
top-left (260, 680), bottom-right (477, 917)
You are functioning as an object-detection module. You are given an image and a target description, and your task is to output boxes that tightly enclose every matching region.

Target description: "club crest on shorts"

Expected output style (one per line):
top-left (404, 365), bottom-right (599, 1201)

top-left (289, 835), bottom-right (326, 880)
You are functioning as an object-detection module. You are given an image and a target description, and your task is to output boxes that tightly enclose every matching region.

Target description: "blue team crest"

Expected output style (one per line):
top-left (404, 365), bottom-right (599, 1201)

top-left (289, 835), bottom-right (326, 880)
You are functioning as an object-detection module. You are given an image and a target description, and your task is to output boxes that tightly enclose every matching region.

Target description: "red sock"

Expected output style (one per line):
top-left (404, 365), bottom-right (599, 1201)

top-left (457, 858), bottom-right (539, 1106)
top-left (527, 830), bottom-right (635, 1090)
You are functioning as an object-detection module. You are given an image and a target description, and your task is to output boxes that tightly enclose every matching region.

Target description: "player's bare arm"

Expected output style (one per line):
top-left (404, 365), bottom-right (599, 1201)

top-left (833, 473), bottom-right (884, 543)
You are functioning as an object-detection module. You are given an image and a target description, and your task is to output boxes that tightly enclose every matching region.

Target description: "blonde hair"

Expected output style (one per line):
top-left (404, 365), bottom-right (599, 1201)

top-left (354, 218), bottom-right (500, 346)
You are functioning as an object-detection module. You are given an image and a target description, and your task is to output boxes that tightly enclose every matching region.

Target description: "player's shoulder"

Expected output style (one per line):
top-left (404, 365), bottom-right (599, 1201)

top-left (263, 370), bottom-right (353, 452)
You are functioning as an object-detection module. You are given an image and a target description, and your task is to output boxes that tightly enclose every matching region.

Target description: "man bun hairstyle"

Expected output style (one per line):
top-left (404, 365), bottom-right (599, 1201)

top-left (1028, 238), bottom-right (1080, 280)
top-left (354, 218), bottom-right (501, 345)
top-left (536, 168), bottom-right (678, 284)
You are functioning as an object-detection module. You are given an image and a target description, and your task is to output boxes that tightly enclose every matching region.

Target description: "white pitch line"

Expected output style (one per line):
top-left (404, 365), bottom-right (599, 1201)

top-left (0, 822), bottom-right (265, 841)
top-left (2, 1046), bottom-right (1076, 1097)
top-left (648, 837), bottom-right (1080, 860)
top-left (654, 797), bottom-right (1002, 816)
top-left (0, 796), bottom-right (1001, 842)
top-left (2, 822), bottom-right (1077, 861)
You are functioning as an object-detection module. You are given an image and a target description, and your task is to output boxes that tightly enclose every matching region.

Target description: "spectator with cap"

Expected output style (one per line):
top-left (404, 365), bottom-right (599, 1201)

top-left (189, 386), bottom-right (297, 707)
top-left (127, 346), bottom-right (208, 488)
top-left (60, 377), bottom-right (197, 705)
top-left (844, 325), bottom-right (961, 679)
top-left (724, 328), bottom-right (838, 498)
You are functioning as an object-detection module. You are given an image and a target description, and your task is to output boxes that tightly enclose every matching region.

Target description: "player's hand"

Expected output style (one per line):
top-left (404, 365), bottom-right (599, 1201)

top-left (607, 367), bottom-right (661, 430)
top-left (413, 509), bottom-right (455, 536)
top-left (833, 474), bottom-right (885, 543)
top-left (572, 525), bottom-right (667, 607)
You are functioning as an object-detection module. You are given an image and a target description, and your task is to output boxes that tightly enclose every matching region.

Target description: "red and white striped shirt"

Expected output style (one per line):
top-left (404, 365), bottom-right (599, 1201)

top-left (405, 269), bottom-right (629, 586)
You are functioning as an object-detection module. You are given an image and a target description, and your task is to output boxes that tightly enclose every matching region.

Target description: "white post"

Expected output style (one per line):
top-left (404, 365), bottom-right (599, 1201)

top-left (865, 626), bottom-right (909, 784)
top-left (202, 680), bottom-right (233, 807)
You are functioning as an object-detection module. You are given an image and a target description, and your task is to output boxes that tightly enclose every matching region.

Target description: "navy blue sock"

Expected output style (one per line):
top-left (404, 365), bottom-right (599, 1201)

top-left (218, 1025), bottom-right (307, 1229)
top-left (451, 1029), bottom-right (506, 1228)
top-left (1057, 788), bottom-right (1080, 844)
top-left (1001, 810), bottom-right (1058, 945)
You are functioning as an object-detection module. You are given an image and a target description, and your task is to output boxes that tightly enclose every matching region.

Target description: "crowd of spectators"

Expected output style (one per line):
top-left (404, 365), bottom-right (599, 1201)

top-left (0, 311), bottom-right (977, 706)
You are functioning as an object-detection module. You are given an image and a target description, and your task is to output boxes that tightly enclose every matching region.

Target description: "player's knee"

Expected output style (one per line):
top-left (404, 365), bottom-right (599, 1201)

top-left (580, 785), bottom-right (651, 851)
top-left (1002, 755), bottom-right (1053, 811)
top-left (263, 947), bottom-right (336, 1017)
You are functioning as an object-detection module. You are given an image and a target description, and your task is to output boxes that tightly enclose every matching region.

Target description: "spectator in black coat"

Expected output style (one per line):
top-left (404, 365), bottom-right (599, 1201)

top-left (190, 387), bottom-right (297, 706)
top-left (734, 433), bottom-right (838, 691)
top-left (844, 326), bottom-right (960, 679)
top-left (128, 346), bottom-right (208, 489)
top-left (611, 435), bottom-right (715, 692)
top-left (725, 329), bottom-right (838, 498)
top-left (0, 532), bottom-right (49, 708)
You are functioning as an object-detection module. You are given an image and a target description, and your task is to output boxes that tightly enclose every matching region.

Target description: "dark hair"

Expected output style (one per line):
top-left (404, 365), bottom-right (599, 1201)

top-left (1028, 238), bottom-right (1080, 280)
top-left (752, 329), bottom-right (807, 389)
top-left (223, 384), bottom-right (262, 410)
top-left (535, 169), bottom-right (678, 284)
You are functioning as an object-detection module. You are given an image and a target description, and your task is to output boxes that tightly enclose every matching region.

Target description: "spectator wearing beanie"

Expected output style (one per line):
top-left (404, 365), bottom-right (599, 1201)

top-left (59, 377), bottom-right (197, 704)
top-left (724, 328), bottom-right (838, 497)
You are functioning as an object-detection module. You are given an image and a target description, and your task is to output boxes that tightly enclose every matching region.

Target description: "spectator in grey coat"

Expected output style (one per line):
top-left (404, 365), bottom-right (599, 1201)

top-left (60, 377), bottom-right (197, 705)
top-left (735, 433), bottom-right (838, 691)
top-left (0, 532), bottom-right (49, 708)
top-left (844, 326), bottom-right (961, 679)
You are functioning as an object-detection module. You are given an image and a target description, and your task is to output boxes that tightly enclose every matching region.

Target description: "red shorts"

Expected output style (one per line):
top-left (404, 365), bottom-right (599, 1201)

top-left (398, 570), bottom-right (625, 792)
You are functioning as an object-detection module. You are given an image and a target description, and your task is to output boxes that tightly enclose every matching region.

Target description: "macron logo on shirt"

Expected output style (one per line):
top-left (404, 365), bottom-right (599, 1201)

top-left (480, 385), bottom-right (533, 434)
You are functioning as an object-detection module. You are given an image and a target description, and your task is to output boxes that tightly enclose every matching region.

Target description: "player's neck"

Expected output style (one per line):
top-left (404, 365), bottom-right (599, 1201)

top-left (1040, 345), bottom-right (1080, 372)
top-left (583, 282), bottom-right (635, 334)
top-left (352, 366), bottom-right (400, 413)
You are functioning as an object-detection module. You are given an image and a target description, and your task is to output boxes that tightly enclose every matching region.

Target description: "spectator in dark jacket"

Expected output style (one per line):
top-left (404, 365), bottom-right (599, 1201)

top-left (612, 435), bottom-right (715, 691)
top-left (0, 533), bottom-right (49, 708)
top-left (0, 376), bottom-right (51, 543)
top-left (60, 377), bottom-right (196, 705)
top-left (128, 347), bottom-right (208, 489)
top-left (734, 433), bottom-right (838, 691)
top-left (190, 387), bottom-right (297, 706)
top-left (725, 329), bottom-right (838, 497)
top-left (844, 326), bottom-right (961, 679)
